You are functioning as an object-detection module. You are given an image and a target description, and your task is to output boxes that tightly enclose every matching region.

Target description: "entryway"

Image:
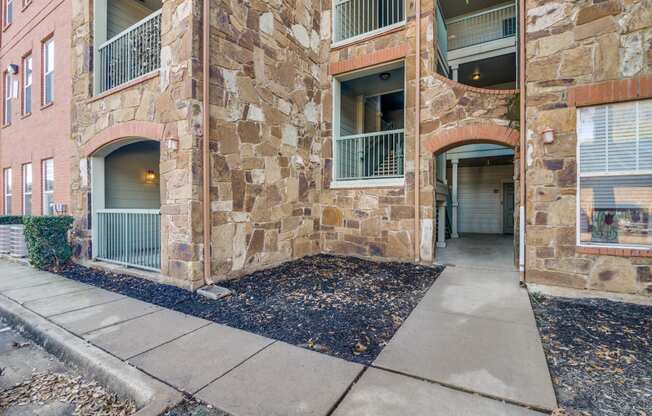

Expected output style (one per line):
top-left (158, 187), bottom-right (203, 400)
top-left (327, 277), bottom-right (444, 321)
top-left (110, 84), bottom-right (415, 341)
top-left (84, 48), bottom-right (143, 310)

top-left (437, 233), bottom-right (515, 271)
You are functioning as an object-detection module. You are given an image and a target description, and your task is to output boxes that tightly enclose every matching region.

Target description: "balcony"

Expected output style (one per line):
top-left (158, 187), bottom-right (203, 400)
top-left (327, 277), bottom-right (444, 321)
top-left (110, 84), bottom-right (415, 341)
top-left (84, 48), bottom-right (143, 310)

top-left (332, 0), bottom-right (405, 46)
top-left (335, 129), bottom-right (405, 181)
top-left (447, 3), bottom-right (516, 52)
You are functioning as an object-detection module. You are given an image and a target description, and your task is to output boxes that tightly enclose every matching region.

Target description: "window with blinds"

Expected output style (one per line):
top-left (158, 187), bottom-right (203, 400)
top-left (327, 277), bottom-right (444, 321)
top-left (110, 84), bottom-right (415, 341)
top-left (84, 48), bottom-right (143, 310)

top-left (577, 99), bottom-right (652, 247)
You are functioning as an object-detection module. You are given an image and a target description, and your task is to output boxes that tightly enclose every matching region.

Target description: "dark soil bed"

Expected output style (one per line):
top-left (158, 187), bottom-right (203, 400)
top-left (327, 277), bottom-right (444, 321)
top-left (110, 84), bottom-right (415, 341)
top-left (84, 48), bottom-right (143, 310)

top-left (56, 255), bottom-right (442, 364)
top-left (531, 294), bottom-right (652, 416)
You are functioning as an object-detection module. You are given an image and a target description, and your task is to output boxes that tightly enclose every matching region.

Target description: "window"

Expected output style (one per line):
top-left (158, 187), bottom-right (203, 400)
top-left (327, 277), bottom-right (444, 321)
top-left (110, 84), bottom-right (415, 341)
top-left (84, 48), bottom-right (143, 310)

top-left (4, 0), bottom-right (12, 26)
top-left (22, 54), bottom-right (32, 115)
top-left (42, 38), bottom-right (54, 106)
top-left (3, 72), bottom-right (11, 125)
top-left (22, 163), bottom-right (31, 215)
top-left (3, 168), bottom-right (11, 215)
top-left (577, 99), bottom-right (652, 248)
top-left (42, 159), bottom-right (54, 215)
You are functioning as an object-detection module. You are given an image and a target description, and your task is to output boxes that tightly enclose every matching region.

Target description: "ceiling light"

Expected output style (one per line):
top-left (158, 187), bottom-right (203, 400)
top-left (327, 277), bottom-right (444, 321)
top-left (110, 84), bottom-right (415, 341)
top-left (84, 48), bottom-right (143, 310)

top-left (472, 71), bottom-right (481, 81)
top-left (379, 72), bottom-right (391, 81)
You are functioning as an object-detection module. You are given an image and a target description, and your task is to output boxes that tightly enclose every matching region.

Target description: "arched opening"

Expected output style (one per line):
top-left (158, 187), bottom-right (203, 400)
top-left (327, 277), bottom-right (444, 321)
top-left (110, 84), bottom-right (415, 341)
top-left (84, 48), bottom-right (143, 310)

top-left (431, 136), bottom-right (518, 271)
top-left (90, 139), bottom-right (161, 272)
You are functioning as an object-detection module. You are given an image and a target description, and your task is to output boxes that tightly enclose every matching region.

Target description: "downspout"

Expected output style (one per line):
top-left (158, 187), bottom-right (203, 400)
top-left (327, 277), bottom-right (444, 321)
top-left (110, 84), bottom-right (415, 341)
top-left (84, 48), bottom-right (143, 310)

top-left (202, 0), bottom-right (211, 283)
top-left (518, 0), bottom-right (526, 278)
top-left (414, 0), bottom-right (421, 263)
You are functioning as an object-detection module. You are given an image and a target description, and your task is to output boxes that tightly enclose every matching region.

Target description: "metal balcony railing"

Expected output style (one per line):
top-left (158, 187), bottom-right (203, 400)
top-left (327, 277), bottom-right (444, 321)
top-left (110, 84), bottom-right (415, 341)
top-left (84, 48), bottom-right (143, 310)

top-left (95, 209), bottom-right (161, 271)
top-left (436, 5), bottom-right (449, 73)
top-left (97, 10), bottom-right (162, 93)
top-left (333, 0), bottom-right (405, 45)
top-left (447, 3), bottom-right (516, 51)
top-left (335, 129), bottom-right (405, 181)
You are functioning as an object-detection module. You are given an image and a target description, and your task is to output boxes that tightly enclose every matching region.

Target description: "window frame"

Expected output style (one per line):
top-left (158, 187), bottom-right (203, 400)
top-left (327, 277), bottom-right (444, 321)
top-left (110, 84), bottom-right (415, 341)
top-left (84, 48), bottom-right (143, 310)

top-left (4, 0), bottom-right (13, 27)
top-left (42, 158), bottom-right (54, 215)
top-left (3, 167), bottom-right (11, 215)
top-left (42, 36), bottom-right (54, 106)
top-left (3, 71), bottom-right (11, 126)
top-left (575, 99), bottom-right (652, 250)
top-left (22, 162), bottom-right (31, 215)
top-left (22, 53), bottom-right (32, 115)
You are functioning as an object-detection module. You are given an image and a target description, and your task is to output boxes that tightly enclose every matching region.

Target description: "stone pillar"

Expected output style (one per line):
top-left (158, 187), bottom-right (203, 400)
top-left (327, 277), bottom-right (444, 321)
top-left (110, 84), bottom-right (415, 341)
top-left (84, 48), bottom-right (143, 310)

top-left (451, 159), bottom-right (459, 238)
top-left (436, 202), bottom-right (446, 248)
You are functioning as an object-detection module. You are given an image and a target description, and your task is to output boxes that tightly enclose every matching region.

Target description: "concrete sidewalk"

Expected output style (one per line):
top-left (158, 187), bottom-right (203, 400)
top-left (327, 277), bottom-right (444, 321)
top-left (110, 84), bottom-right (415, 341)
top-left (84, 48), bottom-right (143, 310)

top-left (0, 260), bottom-right (554, 415)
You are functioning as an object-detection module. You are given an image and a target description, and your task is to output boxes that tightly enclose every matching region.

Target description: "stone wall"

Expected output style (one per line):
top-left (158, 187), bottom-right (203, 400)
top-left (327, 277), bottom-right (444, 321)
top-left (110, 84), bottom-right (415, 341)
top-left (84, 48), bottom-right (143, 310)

top-left (206, 0), bottom-right (323, 279)
top-left (70, 0), bottom-right (205, 289)
top-left (318, 2), bottom-right (435, 263)
top-left (525, 0), bottom-right (652, 295)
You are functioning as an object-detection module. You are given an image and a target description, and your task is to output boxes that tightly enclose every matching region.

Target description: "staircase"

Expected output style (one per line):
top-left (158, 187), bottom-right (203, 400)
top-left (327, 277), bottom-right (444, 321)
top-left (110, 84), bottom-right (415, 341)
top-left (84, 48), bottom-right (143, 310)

top-left (374, 151), bottom-right (401, 176)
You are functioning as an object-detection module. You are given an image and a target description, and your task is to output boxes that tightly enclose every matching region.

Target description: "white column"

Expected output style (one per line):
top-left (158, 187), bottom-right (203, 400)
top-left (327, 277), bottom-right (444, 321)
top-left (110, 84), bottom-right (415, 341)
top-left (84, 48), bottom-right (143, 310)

top-left (436, 203), bottom-right (446, 248)
top-left (90, 157), bottom-right (105, 259)
top-left (451, 64), bottom-right (459, 82)
top-left (451, 159), bottom-right (459, 238)
top-left (355, 95), bottom-right (365, 134)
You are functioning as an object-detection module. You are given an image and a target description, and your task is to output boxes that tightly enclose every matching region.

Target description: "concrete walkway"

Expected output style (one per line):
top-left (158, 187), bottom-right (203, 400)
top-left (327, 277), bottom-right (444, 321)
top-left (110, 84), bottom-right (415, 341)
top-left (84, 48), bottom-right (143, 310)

top-left (0, 260), bottom-right (555, 415)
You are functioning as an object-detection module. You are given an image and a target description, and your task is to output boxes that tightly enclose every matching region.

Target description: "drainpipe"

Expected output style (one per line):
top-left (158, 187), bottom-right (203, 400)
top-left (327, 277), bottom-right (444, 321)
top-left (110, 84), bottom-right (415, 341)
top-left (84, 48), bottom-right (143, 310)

top-left (518, 0), bottom-right (526, 279)
top-left (414, 0), bottom-right (421, 263)
top-left (202, 0), bottom-right (211, 283)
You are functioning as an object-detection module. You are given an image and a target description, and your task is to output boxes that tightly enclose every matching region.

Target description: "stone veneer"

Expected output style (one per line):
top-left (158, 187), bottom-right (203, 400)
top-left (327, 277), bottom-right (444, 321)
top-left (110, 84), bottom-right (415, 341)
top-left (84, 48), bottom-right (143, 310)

top-left (525, 0), bottom-right (652, 295)
top-left (70, 0), bottom-right (205, 289)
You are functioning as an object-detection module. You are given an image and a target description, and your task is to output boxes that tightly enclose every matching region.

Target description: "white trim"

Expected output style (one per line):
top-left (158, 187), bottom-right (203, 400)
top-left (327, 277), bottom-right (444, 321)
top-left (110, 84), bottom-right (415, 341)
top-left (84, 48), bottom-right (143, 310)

top-left (578, 242), bottom-right (652, 252)
top-left (96, 208), bottom-right (161, 214)
top-left (330, 177), bottom-right (405, 189)
top-left (331, 21), bottom-right (405, 49)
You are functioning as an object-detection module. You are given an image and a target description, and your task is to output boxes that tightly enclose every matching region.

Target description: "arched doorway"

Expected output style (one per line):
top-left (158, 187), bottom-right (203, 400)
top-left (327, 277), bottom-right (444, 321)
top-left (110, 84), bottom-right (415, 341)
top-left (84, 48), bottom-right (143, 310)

top-left (90, 139), bottom-right (161, 271)
top-left (426, 124), bottom-right (519, 270)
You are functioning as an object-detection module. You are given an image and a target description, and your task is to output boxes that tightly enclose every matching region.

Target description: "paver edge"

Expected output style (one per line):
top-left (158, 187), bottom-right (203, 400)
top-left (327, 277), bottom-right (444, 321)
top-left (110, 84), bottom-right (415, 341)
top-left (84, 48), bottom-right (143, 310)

top-left (0, 292), bottom-right (183, 416)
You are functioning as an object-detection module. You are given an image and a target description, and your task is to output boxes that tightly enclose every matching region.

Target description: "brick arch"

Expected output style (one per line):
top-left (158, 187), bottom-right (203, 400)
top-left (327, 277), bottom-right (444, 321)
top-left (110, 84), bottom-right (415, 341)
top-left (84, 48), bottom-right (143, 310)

top-left (424, 123), bottom-right (519, 154)
top-left (82, 121), bottom-right (165, 157)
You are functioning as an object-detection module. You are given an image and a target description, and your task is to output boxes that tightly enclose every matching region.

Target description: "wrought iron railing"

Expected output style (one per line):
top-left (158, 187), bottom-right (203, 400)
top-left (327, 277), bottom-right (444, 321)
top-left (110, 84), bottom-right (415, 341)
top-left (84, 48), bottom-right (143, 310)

top-left (333, 0), bottom-right (405, 44)
top-left (447, 3), bottom-right (516, 51)
top-left (97, 10), bottom-right (162, 93)
top-left (335, 129), bottom-right (404, 181)
top-left (95, 209), bottom-right (161, 271)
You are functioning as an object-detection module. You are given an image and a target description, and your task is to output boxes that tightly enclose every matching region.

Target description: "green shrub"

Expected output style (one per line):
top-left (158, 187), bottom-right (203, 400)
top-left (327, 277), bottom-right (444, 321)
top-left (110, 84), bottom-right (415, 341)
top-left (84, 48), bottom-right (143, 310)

top-left (23, 216), bottom-right (74, 270)
top-left (0, 216), bottom-right (23, 225)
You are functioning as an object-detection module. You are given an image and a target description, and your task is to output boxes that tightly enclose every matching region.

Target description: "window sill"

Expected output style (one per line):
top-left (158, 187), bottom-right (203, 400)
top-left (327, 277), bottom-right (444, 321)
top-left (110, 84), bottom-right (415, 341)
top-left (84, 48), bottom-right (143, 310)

top-left (1, 122), bottom-right (11, 129)
top-left (40, 102), bottom-right (54, 111)
top-left (21, 1), bottom-right (32, 12)
top-left (21, 112), bottom-right (31, 120)
top-left (576, 245), bottom-right (652, 258)
top-left (2, 23), bottom-right (11, 32)
top-left (330, 177), bottom-right (405, 189)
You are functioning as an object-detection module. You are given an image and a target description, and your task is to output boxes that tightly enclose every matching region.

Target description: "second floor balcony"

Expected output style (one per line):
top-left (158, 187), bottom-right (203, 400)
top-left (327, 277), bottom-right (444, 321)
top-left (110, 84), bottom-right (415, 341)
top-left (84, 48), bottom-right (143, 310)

top-left (94, 0), bottom-right (162, 95)
top-left (332, 0), bottom-right (405, 46)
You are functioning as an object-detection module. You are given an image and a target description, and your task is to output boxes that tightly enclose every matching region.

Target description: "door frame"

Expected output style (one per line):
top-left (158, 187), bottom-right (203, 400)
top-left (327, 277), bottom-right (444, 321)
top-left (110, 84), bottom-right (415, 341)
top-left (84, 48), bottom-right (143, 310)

top-left (500, 179), bottom-right (515, 235)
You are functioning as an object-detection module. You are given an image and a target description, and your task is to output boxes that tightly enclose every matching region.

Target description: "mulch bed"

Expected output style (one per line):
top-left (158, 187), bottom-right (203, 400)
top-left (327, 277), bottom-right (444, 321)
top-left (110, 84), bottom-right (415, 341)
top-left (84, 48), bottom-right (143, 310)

top-left (56, 255), bottom-right (443, 364)
top-left (530, 294), bottom-right (652, 416)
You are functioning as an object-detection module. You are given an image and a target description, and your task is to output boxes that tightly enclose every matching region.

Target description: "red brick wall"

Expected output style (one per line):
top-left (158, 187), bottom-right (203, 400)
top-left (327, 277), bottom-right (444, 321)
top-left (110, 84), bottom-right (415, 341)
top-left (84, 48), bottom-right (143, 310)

top-left (0, 0), bottom-right (73, 215)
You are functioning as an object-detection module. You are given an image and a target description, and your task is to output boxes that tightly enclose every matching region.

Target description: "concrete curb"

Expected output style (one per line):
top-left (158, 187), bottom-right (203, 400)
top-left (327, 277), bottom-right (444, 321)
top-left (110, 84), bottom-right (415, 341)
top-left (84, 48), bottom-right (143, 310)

top-left (0, 293), bottom-right (183, 416)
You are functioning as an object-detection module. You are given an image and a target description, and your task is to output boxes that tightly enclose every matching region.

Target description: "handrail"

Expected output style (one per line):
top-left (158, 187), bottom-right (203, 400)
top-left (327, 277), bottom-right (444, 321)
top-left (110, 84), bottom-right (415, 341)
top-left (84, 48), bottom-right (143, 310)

top-left (337, 128), bottom-right (404, 140)
top-left (96, 208), bottom-right (160, 214)
top-left (446, 2), bottom-right (514, 25)
top-left (98, 9), bottom-right (162, 51)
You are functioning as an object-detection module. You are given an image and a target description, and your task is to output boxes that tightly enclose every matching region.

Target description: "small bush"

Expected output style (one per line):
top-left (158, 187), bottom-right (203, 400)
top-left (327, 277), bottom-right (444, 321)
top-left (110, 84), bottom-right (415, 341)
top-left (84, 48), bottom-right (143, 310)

top-left (0, 216), bottom-right (23, 225)
top-left (23, 216), bottom-right (74, 270)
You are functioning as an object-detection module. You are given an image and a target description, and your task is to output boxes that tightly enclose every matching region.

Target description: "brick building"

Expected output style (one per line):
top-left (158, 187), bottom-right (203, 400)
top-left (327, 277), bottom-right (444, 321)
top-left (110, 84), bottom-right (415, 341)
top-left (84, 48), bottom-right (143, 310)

top-left (0, 0), bottom-right (650, 296)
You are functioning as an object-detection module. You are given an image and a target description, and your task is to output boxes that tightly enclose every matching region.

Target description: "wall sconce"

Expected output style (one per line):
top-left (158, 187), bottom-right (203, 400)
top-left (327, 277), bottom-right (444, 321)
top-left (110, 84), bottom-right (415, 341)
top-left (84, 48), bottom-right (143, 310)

top-left (472, 71), bottom-right (481, 81)
top-left (145, 170), bottom-right (157, 183)
top-left (167, 139), bottom-right (178, 151)
top-left (542, 127), bottom-right (555, 144)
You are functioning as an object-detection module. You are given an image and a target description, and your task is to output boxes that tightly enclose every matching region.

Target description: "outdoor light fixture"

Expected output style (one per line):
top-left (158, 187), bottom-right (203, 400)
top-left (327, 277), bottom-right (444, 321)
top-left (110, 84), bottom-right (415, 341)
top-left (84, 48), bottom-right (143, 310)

top-left (472, 71), bottom-right (481, 81)
top-left (542, 127), bottom-right (555, 144)
top-left (145, 170), bottom-right (157, 183)
top-left (379, 72), bottom-right (391, 81)
top-left (6, 64), bottom-right (18, 75)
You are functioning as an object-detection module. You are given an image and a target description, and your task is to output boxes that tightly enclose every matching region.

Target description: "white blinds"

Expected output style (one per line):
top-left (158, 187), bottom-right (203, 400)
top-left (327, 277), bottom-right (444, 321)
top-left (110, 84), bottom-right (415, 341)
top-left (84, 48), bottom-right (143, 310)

top-left (578, 99), bottom-right (652, 175)
top-left (578, 99), bottom-right (652, 247)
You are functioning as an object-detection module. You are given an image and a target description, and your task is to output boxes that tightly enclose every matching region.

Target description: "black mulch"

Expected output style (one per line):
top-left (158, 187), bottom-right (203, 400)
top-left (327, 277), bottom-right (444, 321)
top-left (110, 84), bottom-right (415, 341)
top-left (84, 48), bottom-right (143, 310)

top-left (56, 255), bottom-right (443, 364)
top-left (530, 294), bottom-right (652, 416)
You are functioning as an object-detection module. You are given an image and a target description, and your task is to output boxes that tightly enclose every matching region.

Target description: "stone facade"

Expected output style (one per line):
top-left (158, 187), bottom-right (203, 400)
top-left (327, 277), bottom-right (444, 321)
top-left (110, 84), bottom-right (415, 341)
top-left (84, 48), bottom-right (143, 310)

top-left (525, 0), bottom-right (652, 295)
top-left (70, 0), bottom-right (205, 289)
